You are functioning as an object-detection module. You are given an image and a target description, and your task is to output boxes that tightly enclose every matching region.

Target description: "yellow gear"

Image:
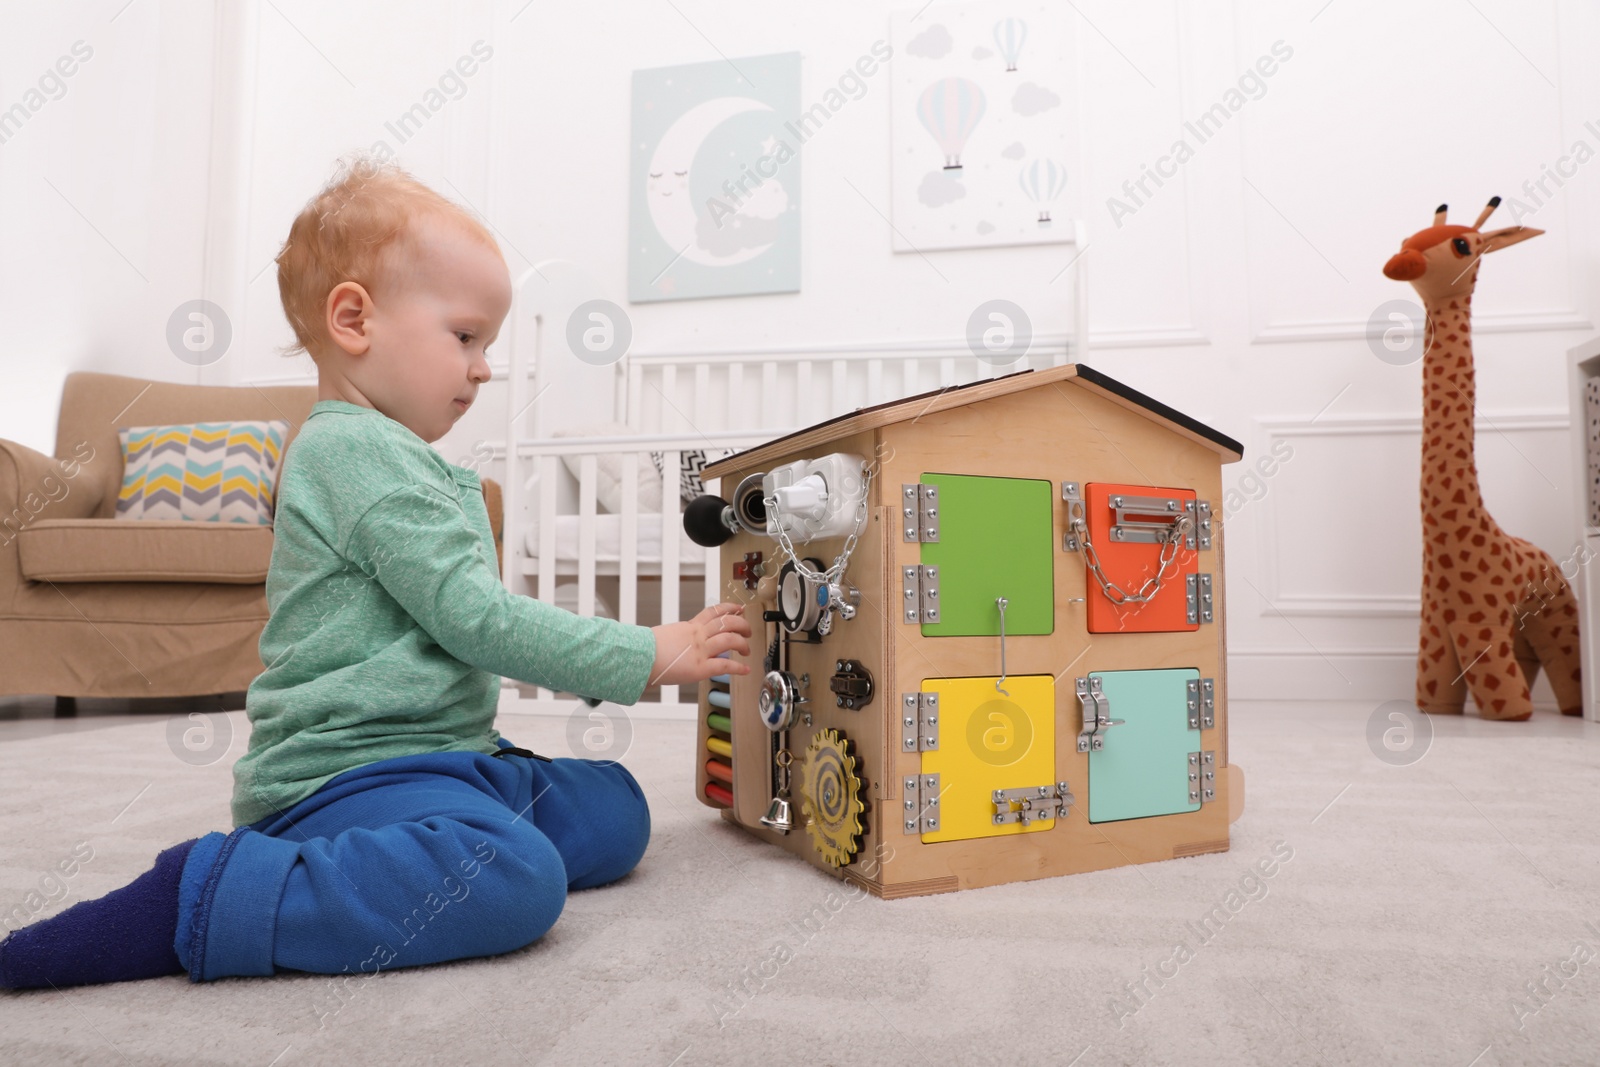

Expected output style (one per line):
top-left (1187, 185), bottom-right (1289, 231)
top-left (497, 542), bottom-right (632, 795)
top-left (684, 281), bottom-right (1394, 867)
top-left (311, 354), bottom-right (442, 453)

top-left (799, 728), bottom-right (866, 867)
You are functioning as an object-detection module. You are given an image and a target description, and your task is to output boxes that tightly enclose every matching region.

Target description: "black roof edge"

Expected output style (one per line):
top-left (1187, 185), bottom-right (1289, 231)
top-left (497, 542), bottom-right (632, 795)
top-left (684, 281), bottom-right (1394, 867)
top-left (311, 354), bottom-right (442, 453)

top-left (1072, 363), bottom-right (1243, 458)
top-left (707, 361), bottom-right (1243, 474)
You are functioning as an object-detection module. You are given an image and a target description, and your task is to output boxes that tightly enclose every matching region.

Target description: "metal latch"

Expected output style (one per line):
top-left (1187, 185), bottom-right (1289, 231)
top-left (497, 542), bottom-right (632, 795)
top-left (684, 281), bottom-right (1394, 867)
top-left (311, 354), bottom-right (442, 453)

top-left (900, 691), bottom-right (939, 752)
top-left (1107, 493), bottom-right (1190, 545)
top-left (830, 660), bottom-right (873, 710)
top-left (1185, 573), bottom-right (1214, 624)
top-left (1062, 483), bottom-right (1211, 551)
top-left (1108, 494), bottom-right (1213, 551)
top-left (903, 772), bottom-right (940, 833)
top-left (1061, 481), bottom-right (1084, 551)
top-left (902, 483), bottom-right (940, 542)
top-left (1186, 677), bottom-right (1215, 729)
top-left (992, 782), bottom-right (1074, 826)
top-left (901, 564), bottom-right (940, 624)
top-left (1188, 750), bottom-right (1216, 804)
top-left (1076, 676), bottom-right (1125, 751)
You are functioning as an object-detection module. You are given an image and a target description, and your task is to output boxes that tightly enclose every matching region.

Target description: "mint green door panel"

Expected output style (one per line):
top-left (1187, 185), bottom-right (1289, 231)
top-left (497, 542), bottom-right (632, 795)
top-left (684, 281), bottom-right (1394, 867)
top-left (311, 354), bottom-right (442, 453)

top-left (919, 473), bottom-right (1053, 637)
top-left (1087, 668), bottom-right (1200, 823)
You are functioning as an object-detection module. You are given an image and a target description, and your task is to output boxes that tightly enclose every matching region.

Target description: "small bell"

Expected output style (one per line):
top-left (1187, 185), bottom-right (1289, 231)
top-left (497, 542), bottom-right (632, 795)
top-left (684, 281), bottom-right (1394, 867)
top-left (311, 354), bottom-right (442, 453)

top-left (759, 793), bottom-right (793, 834)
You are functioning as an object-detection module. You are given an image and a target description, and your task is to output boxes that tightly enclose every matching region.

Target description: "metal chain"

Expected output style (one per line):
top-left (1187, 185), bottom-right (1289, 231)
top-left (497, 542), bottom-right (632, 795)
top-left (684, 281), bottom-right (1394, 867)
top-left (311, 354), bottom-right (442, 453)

top-left (1075, 511), bottom-right (1192, 605)
top-left (764, 462), bottom-right (875, 586)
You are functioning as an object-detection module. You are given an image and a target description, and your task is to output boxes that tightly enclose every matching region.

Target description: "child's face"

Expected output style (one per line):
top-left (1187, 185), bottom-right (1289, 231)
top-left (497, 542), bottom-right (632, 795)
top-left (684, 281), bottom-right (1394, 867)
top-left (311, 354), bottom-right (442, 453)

top-left (334, 213), bottom-right (512, 444)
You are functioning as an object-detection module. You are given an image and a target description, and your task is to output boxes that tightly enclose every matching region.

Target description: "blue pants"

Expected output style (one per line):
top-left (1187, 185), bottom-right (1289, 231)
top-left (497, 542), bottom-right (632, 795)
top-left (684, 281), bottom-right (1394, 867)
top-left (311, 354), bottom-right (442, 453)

top-left (172, 739), bottom-right (649, 983)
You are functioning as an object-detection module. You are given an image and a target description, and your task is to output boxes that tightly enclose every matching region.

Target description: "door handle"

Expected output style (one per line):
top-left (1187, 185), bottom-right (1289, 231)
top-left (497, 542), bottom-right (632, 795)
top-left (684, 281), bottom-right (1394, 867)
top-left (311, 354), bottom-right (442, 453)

top-left (995, 596), bottom-right (1009, 697)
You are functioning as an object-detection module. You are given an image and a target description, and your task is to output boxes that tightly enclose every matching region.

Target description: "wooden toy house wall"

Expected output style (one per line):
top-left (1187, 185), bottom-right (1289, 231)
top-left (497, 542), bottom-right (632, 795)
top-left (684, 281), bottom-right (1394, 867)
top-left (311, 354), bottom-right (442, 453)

top-left (695, 363), bottom-right (1246, 899)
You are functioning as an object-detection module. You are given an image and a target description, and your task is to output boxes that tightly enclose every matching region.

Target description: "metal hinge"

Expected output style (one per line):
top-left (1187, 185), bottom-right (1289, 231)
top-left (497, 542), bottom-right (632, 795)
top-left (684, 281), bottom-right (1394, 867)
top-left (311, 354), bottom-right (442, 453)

top-left (1186, 677), bottom-right (1216, 730)
top-left (900, 564), bottom-right (941, 624)
top-left (1185, 573), bottom-right (1214, 624)
top-left (1076, 676), bottom-right (1124, 751)
top-left (1188, 750), bottom-right (1216, 805)
top-left (903, 772), bottom-right (941, 833)
top-left (900, 691), bottom-right (940, 752)
top-left (901, 483), bottom-right (940, 542)
top-left (992, 782), bottom-right (1074, 826)
top-left (1188, 499), bottom-right (1213, 550)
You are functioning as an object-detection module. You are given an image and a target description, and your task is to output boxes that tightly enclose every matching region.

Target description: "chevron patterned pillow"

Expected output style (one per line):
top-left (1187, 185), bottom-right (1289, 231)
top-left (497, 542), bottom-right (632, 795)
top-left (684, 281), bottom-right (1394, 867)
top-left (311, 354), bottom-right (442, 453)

top-left (114, 420), bottom-right (289, 524)
top-left (652, 447), bottom-right (735, 505)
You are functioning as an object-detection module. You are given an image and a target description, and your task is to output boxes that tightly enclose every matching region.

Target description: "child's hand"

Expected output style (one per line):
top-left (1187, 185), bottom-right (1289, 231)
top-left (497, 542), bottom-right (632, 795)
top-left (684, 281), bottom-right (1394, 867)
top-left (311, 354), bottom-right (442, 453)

top-left (649, 602), bottom-right (754, 688)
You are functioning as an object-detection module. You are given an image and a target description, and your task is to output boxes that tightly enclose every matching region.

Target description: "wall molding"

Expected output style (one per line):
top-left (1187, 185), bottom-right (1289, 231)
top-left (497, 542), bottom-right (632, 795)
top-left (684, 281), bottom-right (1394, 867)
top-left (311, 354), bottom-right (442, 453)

top-left (1089, 325), bottom-right (1211, 349)
top-left (1263, 593), bottom-right (1422, 617)
top-left (1260, 410), bottom-right (1571, 437)
top-left (1226, 647), bottom-right (1566, 707)
top-left (200, 1), bottom-right (260, 387)
top-left (1255, 409), bottom-right (1571, 617)
top-left (1251, 308), bottom-right (1594, 345)
top-left (237, 324), bottom-right (1219, 391)
top-left (1240, 0), bottom-right (1594, 351)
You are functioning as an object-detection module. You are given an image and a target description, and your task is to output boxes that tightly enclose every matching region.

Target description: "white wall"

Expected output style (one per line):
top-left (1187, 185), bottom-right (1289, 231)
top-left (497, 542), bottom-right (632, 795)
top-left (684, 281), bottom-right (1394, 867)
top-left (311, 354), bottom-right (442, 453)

top-left (4, 0), bottom-right (1597, 704)
top-left (0, 1), bottom-right (219, 452)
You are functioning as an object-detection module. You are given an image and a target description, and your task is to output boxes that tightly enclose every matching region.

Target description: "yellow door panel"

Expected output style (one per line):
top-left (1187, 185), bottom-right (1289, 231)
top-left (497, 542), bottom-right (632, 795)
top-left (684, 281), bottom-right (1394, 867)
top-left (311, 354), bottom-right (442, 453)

top-left (920, 674), bottom-right (1056, 844)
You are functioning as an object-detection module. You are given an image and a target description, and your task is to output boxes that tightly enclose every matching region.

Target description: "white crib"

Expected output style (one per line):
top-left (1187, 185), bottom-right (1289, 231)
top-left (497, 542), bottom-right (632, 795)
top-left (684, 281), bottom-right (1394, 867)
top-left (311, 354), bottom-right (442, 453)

top-left (492, 230), bottom-right (1089, 720)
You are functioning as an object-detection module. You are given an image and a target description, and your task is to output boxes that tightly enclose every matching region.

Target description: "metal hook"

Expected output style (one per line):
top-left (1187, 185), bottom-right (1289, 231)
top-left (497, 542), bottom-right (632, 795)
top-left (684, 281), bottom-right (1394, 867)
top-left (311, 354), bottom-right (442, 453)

top-left (996, 596), bottom-right (1009, 696)
top-left (761, 727), bottom-right (794, 834)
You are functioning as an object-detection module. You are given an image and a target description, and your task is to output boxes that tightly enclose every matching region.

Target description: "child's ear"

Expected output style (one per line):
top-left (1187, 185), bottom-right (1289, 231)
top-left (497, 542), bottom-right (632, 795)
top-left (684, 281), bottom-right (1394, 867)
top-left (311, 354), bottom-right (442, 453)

top-left (325, 282), bottom-right (374, 356)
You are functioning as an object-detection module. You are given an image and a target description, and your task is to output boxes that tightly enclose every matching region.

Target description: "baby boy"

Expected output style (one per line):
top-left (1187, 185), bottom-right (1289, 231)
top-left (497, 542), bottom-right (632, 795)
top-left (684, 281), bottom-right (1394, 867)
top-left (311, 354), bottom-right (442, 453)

top-left (0, 158), bottom-right (752, 989)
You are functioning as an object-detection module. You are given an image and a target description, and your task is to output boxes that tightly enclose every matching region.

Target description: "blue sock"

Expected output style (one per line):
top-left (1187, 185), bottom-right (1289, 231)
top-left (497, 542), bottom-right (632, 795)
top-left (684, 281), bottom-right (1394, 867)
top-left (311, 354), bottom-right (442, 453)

top-left (0, 837), bottom-right (198, 989)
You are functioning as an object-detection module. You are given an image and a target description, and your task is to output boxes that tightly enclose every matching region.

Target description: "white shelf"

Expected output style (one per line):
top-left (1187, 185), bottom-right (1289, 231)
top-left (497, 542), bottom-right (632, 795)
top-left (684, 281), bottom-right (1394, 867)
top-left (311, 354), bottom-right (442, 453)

top-left (1567, 336), bottom-right (1600, 722)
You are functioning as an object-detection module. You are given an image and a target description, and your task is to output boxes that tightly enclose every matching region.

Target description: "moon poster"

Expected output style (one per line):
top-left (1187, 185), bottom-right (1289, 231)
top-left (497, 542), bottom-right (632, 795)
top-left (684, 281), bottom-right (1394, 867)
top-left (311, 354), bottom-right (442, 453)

top-left (889, 2), bottom-right (1077, 252)
top-left (628, 52), bottom-right (802, 303)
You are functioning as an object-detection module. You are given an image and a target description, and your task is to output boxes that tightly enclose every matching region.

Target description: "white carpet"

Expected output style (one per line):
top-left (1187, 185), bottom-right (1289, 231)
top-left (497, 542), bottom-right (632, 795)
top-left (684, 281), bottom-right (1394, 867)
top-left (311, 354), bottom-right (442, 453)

top-left (1, 702), bottom-right (1598, 1067)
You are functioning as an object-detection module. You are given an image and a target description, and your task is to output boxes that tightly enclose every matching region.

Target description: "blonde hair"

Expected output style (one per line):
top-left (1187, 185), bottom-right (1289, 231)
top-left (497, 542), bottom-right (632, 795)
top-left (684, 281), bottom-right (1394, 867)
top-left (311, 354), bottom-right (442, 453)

top-left (275, 155), bottom-right (501, 358)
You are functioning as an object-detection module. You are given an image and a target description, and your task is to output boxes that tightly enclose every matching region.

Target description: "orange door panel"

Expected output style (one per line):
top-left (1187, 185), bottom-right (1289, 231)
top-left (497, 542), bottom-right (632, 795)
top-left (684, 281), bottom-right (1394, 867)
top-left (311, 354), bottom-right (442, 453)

top-left (1082, 482), bottom-right (1199, 634)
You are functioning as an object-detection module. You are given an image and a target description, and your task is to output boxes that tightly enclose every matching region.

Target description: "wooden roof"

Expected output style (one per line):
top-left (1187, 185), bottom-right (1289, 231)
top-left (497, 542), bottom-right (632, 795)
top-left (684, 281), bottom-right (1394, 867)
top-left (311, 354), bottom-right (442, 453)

top-left (700, 362), bottom-right (1244, 481)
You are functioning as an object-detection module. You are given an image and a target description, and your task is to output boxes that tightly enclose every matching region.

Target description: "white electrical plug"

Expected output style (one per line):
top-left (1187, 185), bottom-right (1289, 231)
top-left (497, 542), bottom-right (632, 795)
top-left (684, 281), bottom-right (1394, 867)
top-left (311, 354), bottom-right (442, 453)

top-left (773, 473), bottom-right (828, 519)
top-left (763, 453), bottom-right (868, 542)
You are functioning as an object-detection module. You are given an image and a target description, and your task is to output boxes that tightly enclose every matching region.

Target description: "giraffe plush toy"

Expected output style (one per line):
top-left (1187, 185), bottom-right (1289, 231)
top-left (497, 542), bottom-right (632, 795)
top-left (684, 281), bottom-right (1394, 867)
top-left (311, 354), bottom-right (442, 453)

top-left (1383, 197), bottom-right (1583, 720)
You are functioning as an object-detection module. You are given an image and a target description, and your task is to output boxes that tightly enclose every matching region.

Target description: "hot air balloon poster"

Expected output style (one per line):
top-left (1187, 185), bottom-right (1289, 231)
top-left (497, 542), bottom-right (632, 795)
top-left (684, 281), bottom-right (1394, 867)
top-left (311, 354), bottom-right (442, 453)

top-left (628, 52), bottom-right (803, 303)
top-left (889, 1), bottom-right (1077, 251)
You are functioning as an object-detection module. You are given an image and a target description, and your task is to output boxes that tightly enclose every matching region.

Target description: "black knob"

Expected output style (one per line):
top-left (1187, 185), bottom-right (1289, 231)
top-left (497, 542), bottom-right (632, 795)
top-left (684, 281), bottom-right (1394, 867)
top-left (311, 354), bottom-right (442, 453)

top-left (684, 494), bottom-right (736, 547)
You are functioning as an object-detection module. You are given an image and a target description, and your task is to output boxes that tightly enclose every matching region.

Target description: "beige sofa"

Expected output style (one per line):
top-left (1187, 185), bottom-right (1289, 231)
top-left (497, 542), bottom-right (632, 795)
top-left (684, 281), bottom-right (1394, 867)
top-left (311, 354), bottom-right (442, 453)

top-left (0, 371), bottom-right (509, 708)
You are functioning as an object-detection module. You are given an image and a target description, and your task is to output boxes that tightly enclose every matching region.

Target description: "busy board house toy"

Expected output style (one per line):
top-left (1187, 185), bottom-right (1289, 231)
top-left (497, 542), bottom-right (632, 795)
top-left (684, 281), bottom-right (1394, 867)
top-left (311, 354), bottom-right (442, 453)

top-left (682, 362), bottom-right (1247, 899)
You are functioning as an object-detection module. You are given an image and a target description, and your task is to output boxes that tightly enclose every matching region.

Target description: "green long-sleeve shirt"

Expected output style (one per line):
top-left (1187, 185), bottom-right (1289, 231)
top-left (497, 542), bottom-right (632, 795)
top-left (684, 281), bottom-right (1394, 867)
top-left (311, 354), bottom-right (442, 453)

top-left (232, 399), bottom-right (658, 827)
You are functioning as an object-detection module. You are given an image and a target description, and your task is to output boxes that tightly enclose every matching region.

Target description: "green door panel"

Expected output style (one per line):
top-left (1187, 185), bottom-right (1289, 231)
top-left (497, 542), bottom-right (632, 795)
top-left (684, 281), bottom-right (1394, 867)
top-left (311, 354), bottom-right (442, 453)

top-left (1087, 668), bottom-right (1200, 823)
top-left (919, 473), bottom-right (1053, 638)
